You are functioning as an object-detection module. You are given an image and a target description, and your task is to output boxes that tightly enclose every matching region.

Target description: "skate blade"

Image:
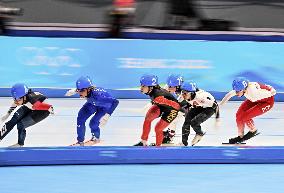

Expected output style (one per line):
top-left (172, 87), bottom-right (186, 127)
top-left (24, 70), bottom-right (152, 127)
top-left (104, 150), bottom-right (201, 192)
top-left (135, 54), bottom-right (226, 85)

top-left (69, 143), bottom-right (83, 146)
top-left (161, 143), bottom-right (178, 147)
top-left (253, 132), bottom-right (260, 137)
top-left (149, 143), bottom-right (182, 147)
top-left (222, 142), bottom-right (246, 145)
top-left (8, 144), bottom-right (23, 148)
top-left (84, 140), bottom-right (101, 146)
top-left (191, 140), bottom-right (201, 146)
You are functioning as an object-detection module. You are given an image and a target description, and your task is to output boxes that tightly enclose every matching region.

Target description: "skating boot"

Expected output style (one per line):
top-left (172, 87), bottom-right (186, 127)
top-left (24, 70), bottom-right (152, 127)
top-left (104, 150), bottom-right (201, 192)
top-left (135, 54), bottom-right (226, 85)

top-left (228, 136), bottom-right (243, 144)
top-left (191, 132), bottom-right (205, 146)
top-left (242, 130), bottom-right (259, 141)
top-left (162, 129), bottom-right (175, 144)
top-left (70, 141), bottom-right (84, 146)
top-left (182, 140), bottom-right (188, 146)
top-left (134, 141), bottom-right (143, 146)
top-left (84, 136), bottom-right (100, 146)
top-left (8, 143), bottom-right (23, 148)
top-left (134, 140), bottom-right (147, 146)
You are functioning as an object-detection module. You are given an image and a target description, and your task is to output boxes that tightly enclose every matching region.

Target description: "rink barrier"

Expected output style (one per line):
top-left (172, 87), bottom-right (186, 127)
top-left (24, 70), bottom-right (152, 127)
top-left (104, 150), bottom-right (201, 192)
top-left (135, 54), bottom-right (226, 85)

top-left (1, 146), bottom-right (284, 166)
top-left (0, 88), bottom-right (283, 101)
top-left (7, 29), bottom-right (284, 42)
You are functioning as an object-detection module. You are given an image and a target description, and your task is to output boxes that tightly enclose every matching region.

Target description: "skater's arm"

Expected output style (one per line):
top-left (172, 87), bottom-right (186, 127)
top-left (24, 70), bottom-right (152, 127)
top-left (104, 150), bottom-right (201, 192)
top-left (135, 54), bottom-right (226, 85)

top-left (219, 90), bottom-right (236, 106)
top-left (247, 83), bottom-right (277, 102)
top-left (215, 104), bottom-right (220, 119)
top-left (89, 96), bottom-right (114, 109)
top-left (153, 96), bottom-right (180, 110)
top-left (7, 102), bottom-right (17, 113)
top-left (258, 83), bottom-right (276, 97)
top-left (65, 88), bottom-right (77, 96)
top-left (191, 91), bottom-right (216, 108)
top-left (88, 95), bottom-right (119, 115)
top-left (96, 98), bottom-right (119, 127)
top-left (179, 100), bottom-right (190, 113)
top-left (32, 101), bottom-right (52, 110)
top-left (106, 98), bottom-right (119, 115)
top-left (271, 87), bottom-right (277, 96)
top-left (196, 94), bottom-right (215, 108)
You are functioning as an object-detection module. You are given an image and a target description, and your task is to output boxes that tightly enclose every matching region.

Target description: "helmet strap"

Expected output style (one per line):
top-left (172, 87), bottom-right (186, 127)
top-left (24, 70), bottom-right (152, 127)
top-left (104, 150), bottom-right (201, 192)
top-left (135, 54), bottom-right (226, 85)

top-left (86, 87), bottom-right (93, 97)
top-left (22, 96), bottom-right (27, 104)
top-left (241, 90), bottom-right (246, 97)
top-left (190, 92), bottom-right (196, 100)
top-left (146, 86), bottom-right (154, 95)
top-left (176, 86), bottom-right (182, 94)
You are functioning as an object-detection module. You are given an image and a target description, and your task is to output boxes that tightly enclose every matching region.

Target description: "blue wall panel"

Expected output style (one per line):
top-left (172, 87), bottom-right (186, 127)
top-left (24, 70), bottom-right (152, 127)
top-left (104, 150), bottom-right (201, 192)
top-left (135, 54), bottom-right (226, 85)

top-left (0, 37), bottom-right (283, 100)
top-left (1, 146), bottom-right (284, 166)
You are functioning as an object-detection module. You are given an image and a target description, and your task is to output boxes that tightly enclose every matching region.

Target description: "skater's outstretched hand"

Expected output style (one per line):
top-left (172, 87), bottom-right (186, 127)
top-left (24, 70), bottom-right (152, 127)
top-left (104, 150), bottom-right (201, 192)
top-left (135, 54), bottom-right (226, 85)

top-left (65, 88), bottom-right (77, 96)
top-left (0, 113), bottom-right (9, 124)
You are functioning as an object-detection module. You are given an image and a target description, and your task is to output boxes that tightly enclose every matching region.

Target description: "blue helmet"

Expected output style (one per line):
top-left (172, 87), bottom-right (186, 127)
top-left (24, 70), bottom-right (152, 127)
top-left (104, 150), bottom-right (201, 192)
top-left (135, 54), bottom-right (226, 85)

top-left (11, 83), bottom-right (29, 100)
top-left (140, 74), bottom-right (158, 86)
top-left (181, 81), bottom-right (197, 92)
top-left (76, 76), bottom-right (93, 90)
top-left (167, 74), bottom-right (184, 87)
top-left (232, 77), bottom-right (249, 92)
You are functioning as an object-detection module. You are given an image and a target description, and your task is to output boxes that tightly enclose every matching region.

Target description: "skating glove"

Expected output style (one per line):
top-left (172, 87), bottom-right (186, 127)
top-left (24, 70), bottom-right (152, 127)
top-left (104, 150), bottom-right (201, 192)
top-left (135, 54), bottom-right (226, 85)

top-left (0, 113), bottom-right (9, 124)
top-left (99, 113), bottom-right (110, 127)
top-left (48, 106), bottom-right (55, 115)
top-left (65, 88), bottom-right (77, 96)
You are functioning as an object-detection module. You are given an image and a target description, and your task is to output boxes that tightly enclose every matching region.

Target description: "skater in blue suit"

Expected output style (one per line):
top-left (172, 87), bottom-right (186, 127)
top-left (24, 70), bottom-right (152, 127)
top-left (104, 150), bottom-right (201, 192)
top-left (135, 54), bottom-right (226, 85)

top-left (66, 76), bottom-right (119, 146)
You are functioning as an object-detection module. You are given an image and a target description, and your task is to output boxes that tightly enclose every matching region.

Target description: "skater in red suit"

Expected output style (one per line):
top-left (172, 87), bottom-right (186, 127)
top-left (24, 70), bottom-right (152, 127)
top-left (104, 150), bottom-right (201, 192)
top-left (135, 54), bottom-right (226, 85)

top-left (219, 77), bottom-right (276, 144)
top-left (134, 74), bottom-right (180, 146)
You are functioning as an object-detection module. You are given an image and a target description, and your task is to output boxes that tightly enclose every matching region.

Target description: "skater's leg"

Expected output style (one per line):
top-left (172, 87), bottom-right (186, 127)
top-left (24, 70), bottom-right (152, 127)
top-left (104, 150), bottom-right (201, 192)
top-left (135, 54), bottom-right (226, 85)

top-left (155, 119), bottom-right (171, 146)
top-left (236, 100), bottom-right (256, 136)
top-left (89, 108), bottom-right (107, 140)
top-left (240, 97), bottom-right (274, 139)
top-left (77, 104), bottom-right (94, 143)
top-left (242, 98), bottom-right (274, 124)
top-left (190, 108), bottom-right (215, 145)
top-left (141, 105), bottom-right (160, 142)
top-left (0, 106), bottom-right (30, 141)
top-left (230, 98), bottom-right (274, 143)
top-left (191, 108), bottom-right (215, 135)
top-left (16, 110), bottom-right (49, 146)
top-left (181, 108), bottom-right (200, 146)
top-left (246, 119), bottom-right (256, 132)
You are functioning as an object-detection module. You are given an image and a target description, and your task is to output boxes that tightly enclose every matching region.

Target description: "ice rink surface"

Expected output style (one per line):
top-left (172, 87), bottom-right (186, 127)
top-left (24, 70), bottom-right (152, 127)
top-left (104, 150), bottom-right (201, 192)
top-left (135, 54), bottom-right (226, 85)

top-left (1, 97), bottom-right (284, 193)
top-left (1, 98), bottom-right (283, 147)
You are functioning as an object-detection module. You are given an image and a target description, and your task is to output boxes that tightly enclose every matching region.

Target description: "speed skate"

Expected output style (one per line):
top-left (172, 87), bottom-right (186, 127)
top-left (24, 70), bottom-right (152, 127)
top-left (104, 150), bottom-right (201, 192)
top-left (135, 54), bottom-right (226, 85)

top-left (222, 142), bottom-right (246, 145)
top-left (222, 132), bottom-right (260, 145)
top-left (148, 142), bottom-right (180, 147)
top-left (70, 139), bottom-right (101, 146)
top-left (83, 139), bottom-right (101, 146)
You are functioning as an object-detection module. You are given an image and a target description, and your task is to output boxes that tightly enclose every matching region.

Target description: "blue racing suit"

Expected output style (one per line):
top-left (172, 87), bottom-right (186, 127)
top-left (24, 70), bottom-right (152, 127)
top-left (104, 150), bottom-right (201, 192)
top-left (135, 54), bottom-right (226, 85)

top-left (76, 87), bottom-right (119, 142)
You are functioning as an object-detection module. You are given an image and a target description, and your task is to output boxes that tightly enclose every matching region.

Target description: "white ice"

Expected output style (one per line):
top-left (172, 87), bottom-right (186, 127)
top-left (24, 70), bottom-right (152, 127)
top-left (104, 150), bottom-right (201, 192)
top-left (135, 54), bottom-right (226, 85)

top-left (0, 98), bottom-right (283, 147)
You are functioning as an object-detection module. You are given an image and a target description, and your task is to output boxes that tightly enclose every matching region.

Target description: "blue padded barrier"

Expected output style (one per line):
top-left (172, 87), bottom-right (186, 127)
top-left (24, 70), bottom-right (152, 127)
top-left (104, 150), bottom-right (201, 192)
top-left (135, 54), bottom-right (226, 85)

top-left (1, 146), bottom-right (284, 166)
top-left (6, 29), bottom-right (284, 42)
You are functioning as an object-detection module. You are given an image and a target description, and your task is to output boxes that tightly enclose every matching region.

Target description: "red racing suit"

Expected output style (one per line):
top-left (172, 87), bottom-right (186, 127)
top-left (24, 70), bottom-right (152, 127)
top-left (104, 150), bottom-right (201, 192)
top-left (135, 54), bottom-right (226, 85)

top-left (141, 88), bottom-right (180, 146)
